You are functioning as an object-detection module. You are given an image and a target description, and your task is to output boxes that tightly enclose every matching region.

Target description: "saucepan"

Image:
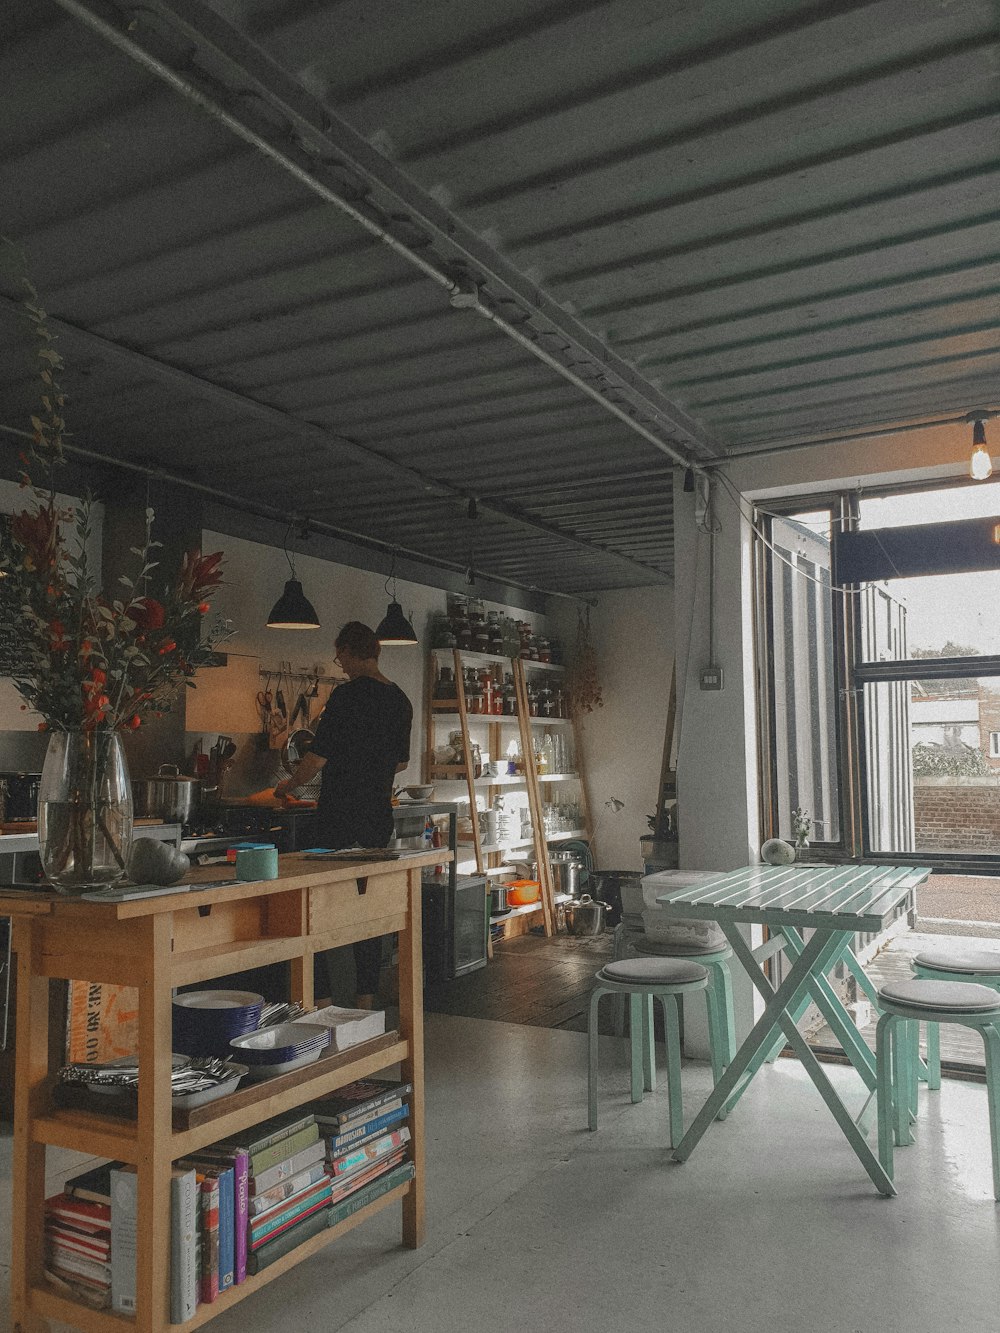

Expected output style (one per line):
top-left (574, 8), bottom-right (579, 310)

top-left (132, 764), bottom-right (204, 824)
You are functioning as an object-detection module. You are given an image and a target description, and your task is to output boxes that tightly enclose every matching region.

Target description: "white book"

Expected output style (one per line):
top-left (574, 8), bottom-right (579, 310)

top-left (250, 1138), bottom-right (327, 1195)
top-left (297, 1006), bottom-right (386, 1051)
top-left (109, 1167), bottom-right (137, 1316)
top-left (170, 1168), bottom-right (198, 1325)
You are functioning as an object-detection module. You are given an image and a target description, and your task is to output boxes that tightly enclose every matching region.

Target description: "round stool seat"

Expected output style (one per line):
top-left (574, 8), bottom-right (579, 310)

top-left (634, 938), bottom-right (731, 959)
top-left (599, 957), bottom-right (708, 987)
top-left (913, 949), bottom-right (1000, 977)
top-left (879, 978), bottom-right (1000, 1013)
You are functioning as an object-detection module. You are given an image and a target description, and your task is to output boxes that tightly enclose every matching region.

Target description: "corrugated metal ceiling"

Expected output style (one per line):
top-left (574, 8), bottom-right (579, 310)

top-left (0, 0), bottom-right (997, 595)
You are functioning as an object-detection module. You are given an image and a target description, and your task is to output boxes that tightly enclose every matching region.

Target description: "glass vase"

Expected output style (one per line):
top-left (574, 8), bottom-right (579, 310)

top-left (37, 729), bottom-right (133, 893)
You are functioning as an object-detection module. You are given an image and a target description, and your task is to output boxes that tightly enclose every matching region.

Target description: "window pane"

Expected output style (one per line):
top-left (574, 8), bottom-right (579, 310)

top-left (865, 675), bottom-right (1000, 856)
top-left (770, 511), bottom-right (840, 842)
top-left (858, 485), bottom-right (1000, 659)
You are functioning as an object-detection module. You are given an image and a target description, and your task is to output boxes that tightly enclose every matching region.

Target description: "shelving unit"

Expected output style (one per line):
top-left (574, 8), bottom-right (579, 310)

top-left (424, 647), bottom-right (590, 947)
top-left (3, 850), bottom-right (441, 1333)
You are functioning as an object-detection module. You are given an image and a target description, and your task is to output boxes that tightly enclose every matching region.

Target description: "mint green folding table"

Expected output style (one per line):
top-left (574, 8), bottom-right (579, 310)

top-left (652, 863), bottom-right (931, 1196)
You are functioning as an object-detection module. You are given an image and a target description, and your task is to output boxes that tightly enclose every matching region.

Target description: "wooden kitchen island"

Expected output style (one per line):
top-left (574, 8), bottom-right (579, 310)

top-left (3, 848), bottom-right (444, 1333)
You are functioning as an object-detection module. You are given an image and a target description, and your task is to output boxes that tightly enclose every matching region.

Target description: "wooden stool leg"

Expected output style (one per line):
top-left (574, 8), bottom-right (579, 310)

top-left (642, 993), bottom-right (656, 1093)
top-left (588, 987), bottom-right (604, 1131)
top-left (661, 994), bottom-right (684, 1148)
top-left (629, 993), bottom-right (644, 1103)
top-left (926, 1020), bottom-right (941, 1090)
top-left (704, 979), bottom-right (728, 1122)
top-left (875, 1013), bottom-right (895, 1185)
top-left (892, 1016), bottom-right (913, 1146)
top-left (980, 1022), bottom-right (1000, 1201)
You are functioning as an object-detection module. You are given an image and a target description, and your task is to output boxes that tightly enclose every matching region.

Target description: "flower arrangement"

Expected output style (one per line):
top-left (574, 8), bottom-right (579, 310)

top-left (0, 246), bottom-right (229, 732)
top-left (791, 806), bottom-right (812, 847)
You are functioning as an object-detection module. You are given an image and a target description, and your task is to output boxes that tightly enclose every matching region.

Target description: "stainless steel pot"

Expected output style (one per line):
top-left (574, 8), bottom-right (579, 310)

top-left (131, 764), bottom-right (202, 824)
top-left (548, 850), bottom-right (587, 896)
top-left (490, 886), bottom-right (510, 915)
top-left (563, 893), bottom-right (607, 937)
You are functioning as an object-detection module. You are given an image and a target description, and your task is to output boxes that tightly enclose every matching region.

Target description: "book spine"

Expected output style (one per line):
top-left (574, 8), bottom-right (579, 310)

top-left (249, 1192), bottom-right (332, 1250)
top-left (250, 1164), bottom-right (326, 1217)
top-left (250, 1140), bottom-right (327, 1195)
top-left (326, 1161), bottom-right (415, 1229)
top-left (217, 1169), bottom-right (234, 1293)
top-left (200, 1177), bottom-right (220, 1305)
top-left (329, 1127), bottom-right (410, 1178)
top-left (246, 1206), bottom-right (330, 1277)
top-left (318, 1085), bottom-right (410, 1131)
top-left (326, 1104), bottom-right (408, 1154)
top-left (248, 1124), bottom-right (321, 1177)
top-left (170, 1170), bottom-right (198, 1325)
top-left (250, 1183), bottom-right (332, 1245)
top-left (232, 1150), bottom-right (249, 1286)
top-left (220, 1112), bottom-right (315, 1159)
top-left (109, 1167), bottom-right (137, 1316)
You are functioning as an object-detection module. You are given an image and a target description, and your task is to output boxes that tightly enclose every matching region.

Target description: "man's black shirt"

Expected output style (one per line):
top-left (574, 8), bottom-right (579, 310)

top-left (311, 676), bottom-right (413, 848)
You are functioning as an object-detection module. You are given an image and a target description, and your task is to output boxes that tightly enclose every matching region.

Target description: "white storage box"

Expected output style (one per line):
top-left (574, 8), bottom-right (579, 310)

top-left (296, 1005), bottom-right (386, 1051)
top-left (637, 870), bottom-right (727, 951)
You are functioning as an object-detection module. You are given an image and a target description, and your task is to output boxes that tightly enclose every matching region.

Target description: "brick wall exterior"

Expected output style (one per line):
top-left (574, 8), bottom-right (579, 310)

top-left (914, 777), bottom-right (1000, 852)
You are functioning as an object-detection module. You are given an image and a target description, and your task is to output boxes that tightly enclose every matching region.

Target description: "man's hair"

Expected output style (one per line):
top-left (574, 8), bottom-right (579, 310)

top-left (335, 621), bottom-right (381, 659)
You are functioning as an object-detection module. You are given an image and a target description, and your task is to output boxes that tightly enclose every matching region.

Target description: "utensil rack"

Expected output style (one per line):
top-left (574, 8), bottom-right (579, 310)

top-left (258, 663), bottom-right (342, 686)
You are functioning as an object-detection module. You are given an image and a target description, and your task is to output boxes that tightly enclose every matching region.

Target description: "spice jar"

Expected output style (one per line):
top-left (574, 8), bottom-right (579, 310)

top-left (434, 666), bottom-right (456, 701)
top-left (538, 637), bottom-right (552, 664)
top-left (502, 677), bottom-right (518, 715)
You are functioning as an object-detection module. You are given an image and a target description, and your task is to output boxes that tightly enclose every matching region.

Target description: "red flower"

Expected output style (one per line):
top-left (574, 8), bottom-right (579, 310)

top-left (128, 597), bottom-right (165, 630)
top-left (180, 550), bottom-right (224, 597)
top-left (11, 504), bottom-right (58, 571)
top-left (127, 714), bottom-right (141, 730)
top-left (49, 619), bottom-right (70, 651)
top-left (197, 602), bottom-right (210, 614)
top-left (158, 639), bottom-right (177, 655)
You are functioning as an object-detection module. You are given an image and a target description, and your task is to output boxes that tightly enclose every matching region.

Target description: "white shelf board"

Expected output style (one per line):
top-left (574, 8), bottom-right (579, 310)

top-left (429, 711), bottom-right (572, 726)
top-left (459, 829), bottom-right (586, 855)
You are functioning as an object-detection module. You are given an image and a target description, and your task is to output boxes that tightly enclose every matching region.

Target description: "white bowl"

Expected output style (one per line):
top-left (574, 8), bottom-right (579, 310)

top-left (240, 1048), bottom-right (326, 1081)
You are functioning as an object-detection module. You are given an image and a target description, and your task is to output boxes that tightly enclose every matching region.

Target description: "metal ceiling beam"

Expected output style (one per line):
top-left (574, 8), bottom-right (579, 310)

top-left (0, 294), bottom-right (670, 584)
top-left (50, 0), bottom-right (720, 469)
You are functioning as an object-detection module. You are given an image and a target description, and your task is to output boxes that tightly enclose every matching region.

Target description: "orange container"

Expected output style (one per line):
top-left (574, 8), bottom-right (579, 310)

top-left (506, 879), bottom-right (540, 906)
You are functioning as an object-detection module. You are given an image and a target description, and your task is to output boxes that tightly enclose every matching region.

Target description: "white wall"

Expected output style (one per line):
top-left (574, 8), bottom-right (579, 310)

top-left (672, 418), bottom-right (990, 874)
top-left (194, 529), bottom-right (552, 796)
top-left (553, 587), bottom-right (674, 871)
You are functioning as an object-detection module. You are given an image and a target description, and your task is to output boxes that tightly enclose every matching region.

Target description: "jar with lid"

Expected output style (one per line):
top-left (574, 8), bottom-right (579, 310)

top-left (471, 743), bottom-right (483, 779)
top-left (537, 684), bottom-right (555, 718)
top-left (455, 618), bottom-right (473, 650)
top-left (537, 637), bottom-right (552, 664)
top-left (473, 629), bottom-right (490, 653)
top-left (526, 683), bottom-right (539, 716)
top-left (466, 679), bottom-right (484, 714)
top-left (434, 665), bottom-right (457, 701)
top-left (477, 667), bottom-right (494, 714)
top-left (502, 676), bottom-right (518, 715)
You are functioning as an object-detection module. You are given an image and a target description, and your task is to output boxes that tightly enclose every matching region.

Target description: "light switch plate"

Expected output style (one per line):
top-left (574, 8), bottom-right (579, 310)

top-left (700, 666), bottom-right (724, 691)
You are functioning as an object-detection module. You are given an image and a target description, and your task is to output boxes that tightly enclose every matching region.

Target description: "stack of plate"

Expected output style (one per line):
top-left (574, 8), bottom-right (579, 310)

top-left (172, 990), bottom-right (264, 1058)
top-left (230, 1022), bottom-right (331, 1080)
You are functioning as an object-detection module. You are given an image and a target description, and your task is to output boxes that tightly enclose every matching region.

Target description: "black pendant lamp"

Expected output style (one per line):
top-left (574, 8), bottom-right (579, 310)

top-left (376, 552), bottom-right (417, 646)
top-left (267, 519), bottom-right (320, 630)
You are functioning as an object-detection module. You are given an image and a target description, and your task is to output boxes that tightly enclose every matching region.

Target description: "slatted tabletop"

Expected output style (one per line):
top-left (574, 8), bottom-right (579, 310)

top-left (652, 863), bottom-right (932, 933)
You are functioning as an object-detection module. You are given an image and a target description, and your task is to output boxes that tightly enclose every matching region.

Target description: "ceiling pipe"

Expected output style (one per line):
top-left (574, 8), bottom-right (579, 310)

top-left (49, 0), bottom-right (715, 474)
top-left (0, 294), bottom-right (667, 584)
top-left (0, 422), bottom-right (601, 605)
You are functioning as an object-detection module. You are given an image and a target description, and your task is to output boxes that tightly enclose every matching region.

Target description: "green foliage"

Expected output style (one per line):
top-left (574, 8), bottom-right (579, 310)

top-left (911, 742), bottom-right (990, 778)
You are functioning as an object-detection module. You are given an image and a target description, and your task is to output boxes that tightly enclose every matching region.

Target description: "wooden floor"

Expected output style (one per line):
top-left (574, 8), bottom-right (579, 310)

top-left (424, 925), bottom-right (994, 1074)
top-left (424, 930), bottom-right (617, 1033)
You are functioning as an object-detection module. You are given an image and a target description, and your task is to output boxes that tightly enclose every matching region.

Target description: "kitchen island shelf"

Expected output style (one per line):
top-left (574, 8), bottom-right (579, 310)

top-left (3, 849), bottom-right (441, 1333)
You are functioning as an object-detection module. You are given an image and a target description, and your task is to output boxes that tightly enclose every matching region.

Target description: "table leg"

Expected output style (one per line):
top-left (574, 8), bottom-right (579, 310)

top-left (10, 923), bottom-right (48, 1333)
top-left (777, 927), bottom-right (877, 1088)
top-left (671, 928), bottom-right (833, 1164)
top-left (727, 926), bottom-right (896, 1196)
top-left (399, 867), bottom-right (425, 1248)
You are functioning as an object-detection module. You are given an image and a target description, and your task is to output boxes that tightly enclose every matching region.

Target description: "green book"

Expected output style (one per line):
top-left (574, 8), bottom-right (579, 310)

top-left (326, 1161), bottom-right (415, 1229)
top-left (245, 1205), bottom-right (330, 1276)
top-left (217, 1114), bottom-right (319, 1177)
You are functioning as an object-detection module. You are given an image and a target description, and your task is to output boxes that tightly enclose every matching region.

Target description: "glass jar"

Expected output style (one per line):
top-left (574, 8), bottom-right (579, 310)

top-left (478, 668), bottom-right (493, 714)
top-left (434, 666), bottom-right (456, 701)
top-left (537, 637), bottom-right (552, 663)
top-left (502, 678), bottom-right (518, 715)
top-left (38, 729), bottom-right (133, 893)
top-left (538, 685), bottom-right (555, 717)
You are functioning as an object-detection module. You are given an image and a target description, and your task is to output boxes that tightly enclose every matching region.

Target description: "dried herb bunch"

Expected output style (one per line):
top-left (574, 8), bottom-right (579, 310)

top-left (0, 240), bottom-right (230, 732)
top-left (566, 607), bottom-right (603, 717)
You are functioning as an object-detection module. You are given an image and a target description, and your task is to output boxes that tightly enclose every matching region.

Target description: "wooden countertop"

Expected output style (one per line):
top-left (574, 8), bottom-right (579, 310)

top-left (0, 848), bottom-right (448, 918)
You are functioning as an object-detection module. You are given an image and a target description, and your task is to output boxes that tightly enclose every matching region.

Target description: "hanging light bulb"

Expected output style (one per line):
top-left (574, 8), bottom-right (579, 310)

top-left (376, 551), bottom-right (417, 646)
top-left (969, 415), bottom-right (993, 481)
top-left (266, 519), bottom-right (320, 629)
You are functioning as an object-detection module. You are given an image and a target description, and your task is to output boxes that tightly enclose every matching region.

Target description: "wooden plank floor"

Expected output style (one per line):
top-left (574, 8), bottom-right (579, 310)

top-left (424, 931), bottom-right (618, 1032)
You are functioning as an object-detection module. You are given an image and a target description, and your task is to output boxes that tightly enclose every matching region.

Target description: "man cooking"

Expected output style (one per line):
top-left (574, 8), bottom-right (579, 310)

top-left (274, 621), bottom-right (413, 1007)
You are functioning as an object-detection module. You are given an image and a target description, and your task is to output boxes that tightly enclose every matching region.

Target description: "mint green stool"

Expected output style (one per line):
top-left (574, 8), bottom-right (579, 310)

top-left (588, 957), bottom-right (710, 1146)
top-left (911, 949), bottom-right (1000, 1088)
top-left (875, 978), bottom-right (1000, 1198)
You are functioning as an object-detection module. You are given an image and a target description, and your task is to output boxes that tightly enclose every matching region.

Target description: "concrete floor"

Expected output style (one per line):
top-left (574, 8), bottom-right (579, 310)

top-left (3, 1011), bottom-right (1000, 1333)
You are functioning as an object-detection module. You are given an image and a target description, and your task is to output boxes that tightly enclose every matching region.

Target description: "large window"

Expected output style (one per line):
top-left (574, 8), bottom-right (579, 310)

top-left (757, 482), bottom-right (1000, 871)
